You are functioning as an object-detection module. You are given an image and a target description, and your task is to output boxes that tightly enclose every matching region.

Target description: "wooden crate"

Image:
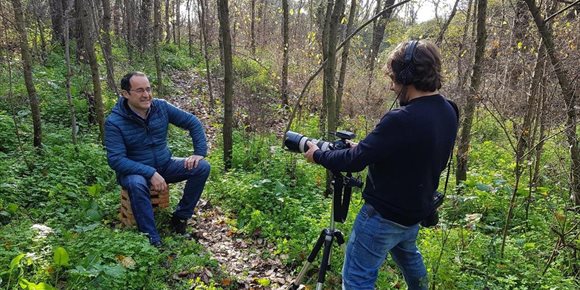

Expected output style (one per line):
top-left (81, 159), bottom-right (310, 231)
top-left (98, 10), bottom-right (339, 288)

top-left (119, 187), bottom-right (170, 226)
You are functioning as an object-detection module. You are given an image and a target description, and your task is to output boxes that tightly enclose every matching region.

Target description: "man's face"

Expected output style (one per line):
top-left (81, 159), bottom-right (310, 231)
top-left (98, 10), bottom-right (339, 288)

top-left (122, 75), bottom-right (152, 113)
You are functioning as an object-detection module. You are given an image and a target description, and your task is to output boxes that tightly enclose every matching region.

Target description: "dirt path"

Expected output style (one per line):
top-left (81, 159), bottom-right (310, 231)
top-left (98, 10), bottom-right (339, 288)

top-left (166, 71), bottom-right (297, 289)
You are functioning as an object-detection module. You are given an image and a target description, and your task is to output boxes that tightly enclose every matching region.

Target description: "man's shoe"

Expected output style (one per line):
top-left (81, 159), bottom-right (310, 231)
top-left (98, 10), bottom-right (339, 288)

top-left (170, 215), bottom-right (188, 234)
top-left (151, 240), bottom-right (163, 248)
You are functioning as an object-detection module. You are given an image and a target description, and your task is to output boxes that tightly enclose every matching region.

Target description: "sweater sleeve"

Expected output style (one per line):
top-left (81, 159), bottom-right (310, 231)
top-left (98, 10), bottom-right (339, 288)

top-left (314, 111), bottom-right (405, 172)
top-left (163, 100), bottom-right (208, 156)
top-left (105, 119), bottom-right (156, 178)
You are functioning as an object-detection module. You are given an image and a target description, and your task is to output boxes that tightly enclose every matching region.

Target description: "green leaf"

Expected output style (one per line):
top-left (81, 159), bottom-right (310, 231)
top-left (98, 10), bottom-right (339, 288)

top-left (257, 278), bottom-right (271, 286)
top-left (53, 247), bottom-right (70, 267)
top-left (27, 282), bottom-right (57, 290)
top-left (9, 253), bottom-right (25, 271)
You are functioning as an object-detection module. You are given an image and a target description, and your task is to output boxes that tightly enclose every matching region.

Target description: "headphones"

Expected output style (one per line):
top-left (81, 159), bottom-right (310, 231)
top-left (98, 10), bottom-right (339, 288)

top-left (396, 40), bottom-right (419, 86)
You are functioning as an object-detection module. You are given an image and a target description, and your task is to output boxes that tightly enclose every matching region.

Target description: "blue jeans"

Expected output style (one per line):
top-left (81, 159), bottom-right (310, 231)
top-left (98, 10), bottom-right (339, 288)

top-left (342, 203), bottom-right (428, 290)
top-left (119, 158), bottom-right (210, 244)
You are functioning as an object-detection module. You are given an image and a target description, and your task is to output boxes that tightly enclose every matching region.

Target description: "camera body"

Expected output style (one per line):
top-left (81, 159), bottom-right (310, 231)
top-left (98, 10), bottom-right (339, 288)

top-left (420, 191), bottom-right (444, 227)
top-left (284, 130), bottom-right (356, 153)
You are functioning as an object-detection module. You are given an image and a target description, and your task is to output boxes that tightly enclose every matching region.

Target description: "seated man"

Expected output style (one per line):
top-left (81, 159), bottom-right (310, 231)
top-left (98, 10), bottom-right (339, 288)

top-left (105, 71), bottom-right (210, 247)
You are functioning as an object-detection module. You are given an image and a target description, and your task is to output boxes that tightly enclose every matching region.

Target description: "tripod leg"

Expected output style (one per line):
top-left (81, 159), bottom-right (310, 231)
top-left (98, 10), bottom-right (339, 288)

top-left (316, 230), bottom-right (334, 289)
top-left (290, 229), bottom-right (326, 289)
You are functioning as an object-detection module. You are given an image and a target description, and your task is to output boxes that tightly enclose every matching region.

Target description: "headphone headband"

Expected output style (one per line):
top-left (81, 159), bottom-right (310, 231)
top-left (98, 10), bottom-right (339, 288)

top-left (396, 40), bottom-right (419, 86)
top-left (404, 40), bottom-right (418, 65)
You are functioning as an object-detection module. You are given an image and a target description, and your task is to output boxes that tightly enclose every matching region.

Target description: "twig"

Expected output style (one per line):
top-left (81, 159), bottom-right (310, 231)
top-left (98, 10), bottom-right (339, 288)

top-left (545, 0), bottom-right (580, 22)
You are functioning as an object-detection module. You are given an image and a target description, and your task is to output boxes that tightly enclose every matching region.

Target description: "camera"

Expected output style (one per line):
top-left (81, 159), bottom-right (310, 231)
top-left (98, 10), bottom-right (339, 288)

top-left (420, 191), bottom-right (444, 227)
top-left (284, 130), bottom-right (356, 153)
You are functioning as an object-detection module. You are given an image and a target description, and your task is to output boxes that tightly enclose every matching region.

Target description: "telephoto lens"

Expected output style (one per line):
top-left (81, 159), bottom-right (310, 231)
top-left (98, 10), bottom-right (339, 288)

top-left (284, 131), bottom-right (333, 153)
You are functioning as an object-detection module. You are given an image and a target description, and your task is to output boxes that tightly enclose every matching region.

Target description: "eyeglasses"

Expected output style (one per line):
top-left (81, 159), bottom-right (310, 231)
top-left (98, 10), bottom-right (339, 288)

top-left (129, 87), bottom-right (153, 94)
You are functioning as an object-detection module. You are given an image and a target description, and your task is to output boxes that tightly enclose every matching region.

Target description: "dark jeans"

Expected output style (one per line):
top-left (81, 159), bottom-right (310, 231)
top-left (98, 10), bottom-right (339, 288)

top-left (119, 158), bottom-right (210, 244)
top-left (342, 203), bottom-right (428, 290)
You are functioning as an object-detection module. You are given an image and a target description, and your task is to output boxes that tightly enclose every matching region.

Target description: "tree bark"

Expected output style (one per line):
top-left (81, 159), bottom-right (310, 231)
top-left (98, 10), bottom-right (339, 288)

top-left (138, 0), bottom-right (153, 52)
top-left (250, 0), bottom-right (256, 55)
top-left (101, 0), bottom-right (118, 94)
top-left (165, 0), bottom-right (171, 43)
top-left (153, 0), bottom-right (163, 96)
top-left (281, 0), bottom-right (290, 107)
top-left (456, 0), bottom-right (488, 183)
top-left (63, 0), bottom-right (78, 145)
top-left (524, 0), bottom-right (580, 205)
top-left (176, 0), bottom-right (181, 46)
top-left (187, 0), bottom-right (193, 56)
top-left (49, 0), bottom-right (65, 44)
top-left (325, 0), bottom-right (345, 135)
top-left (79, 0), bottom-right (105, 142)
top-left (123, 0), bottom-right (135, 63)
top-left (217, 0), bottom-right (234, 170)
top-left (336, 0), bottom-right (357, 124)
top-left (11, 0), bottom-right (43, 149)
top-left (198, 0), bottom-right (214, 109)
top-left (319, 0), bottom-right (333, 136)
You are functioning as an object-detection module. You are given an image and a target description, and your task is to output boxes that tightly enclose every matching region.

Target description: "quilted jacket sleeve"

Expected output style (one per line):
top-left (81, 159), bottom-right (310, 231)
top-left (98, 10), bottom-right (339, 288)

top-left (163, 100), bottom-right (208, 156)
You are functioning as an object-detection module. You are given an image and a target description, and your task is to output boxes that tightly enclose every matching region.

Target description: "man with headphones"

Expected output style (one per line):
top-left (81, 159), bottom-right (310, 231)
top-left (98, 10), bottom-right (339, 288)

top-left (304, 40), bottom-right (458, 289)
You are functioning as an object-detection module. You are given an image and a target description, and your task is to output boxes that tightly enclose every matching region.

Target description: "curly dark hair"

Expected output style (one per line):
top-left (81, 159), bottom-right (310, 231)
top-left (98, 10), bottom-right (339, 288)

top-left (386, 40), bottom-right (442, 92)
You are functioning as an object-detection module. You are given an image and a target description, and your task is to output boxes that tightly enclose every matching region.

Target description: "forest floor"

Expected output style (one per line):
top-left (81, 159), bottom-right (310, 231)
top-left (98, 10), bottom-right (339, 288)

top-left (165, 71), bottom-right (298, 289)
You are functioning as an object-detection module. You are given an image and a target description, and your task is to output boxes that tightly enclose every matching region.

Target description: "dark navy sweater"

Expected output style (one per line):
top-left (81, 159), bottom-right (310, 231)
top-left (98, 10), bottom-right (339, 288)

top-left (314, 94), bottom-right (458, 225)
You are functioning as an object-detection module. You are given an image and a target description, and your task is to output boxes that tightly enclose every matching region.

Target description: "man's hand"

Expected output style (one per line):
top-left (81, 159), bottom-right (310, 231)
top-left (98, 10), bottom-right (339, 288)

top-left (185, 155), bottom-right (204, 170)
top-left (150, 172), bottom-right (167, 192)
top-left (304, 141), bottom-right (320, 163)
top-left (346, 140), bottom-right (358, 148)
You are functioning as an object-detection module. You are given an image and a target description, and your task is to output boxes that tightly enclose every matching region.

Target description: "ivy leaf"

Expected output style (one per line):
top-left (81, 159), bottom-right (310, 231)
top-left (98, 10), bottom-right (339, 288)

top-left (53, 247), bottom-right (70, 267)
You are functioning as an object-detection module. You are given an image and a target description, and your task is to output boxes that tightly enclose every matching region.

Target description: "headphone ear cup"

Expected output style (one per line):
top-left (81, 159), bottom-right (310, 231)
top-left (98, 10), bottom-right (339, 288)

top-left (397, 66), bottom-right (413, 85)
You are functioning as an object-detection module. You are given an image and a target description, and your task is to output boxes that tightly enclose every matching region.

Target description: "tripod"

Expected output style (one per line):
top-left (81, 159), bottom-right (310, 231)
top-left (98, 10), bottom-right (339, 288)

top-left (289, 171), bottom-right (362, 290)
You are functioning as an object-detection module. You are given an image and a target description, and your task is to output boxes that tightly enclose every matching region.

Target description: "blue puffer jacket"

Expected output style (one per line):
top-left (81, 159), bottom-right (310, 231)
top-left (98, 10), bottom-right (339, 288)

top-left (105, 97), bottom-right (207, 180)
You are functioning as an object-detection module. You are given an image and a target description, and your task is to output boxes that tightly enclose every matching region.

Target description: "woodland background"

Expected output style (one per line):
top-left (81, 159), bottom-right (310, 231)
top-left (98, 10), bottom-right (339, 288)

top-left (0, 0), bottom-right (579, 289)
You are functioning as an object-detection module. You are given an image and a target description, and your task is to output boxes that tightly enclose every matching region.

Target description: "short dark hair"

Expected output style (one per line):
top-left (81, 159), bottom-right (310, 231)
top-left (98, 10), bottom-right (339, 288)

top-left (120, 72), bottom-right (146, 92)
top-left (387, 40), bottom-right (442, 92)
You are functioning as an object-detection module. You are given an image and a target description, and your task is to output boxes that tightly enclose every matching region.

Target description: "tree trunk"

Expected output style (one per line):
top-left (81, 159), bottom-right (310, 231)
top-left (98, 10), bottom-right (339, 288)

top-left (217, 0), bottom-right (234, 171)
top-left (364, 0), bottom-right (395, 129)
top-left (524, 0), bottom-right (580, 205)
top-left (165, 0), bottom-right (171, 43)
top-left (153, 0), bottom-right (163, 96)
top-left (336, 0), bottom-right (357, 124)
top-left (176, 0), bottom-right (181, 46)
top-left (138, 0), bottom-right (153, 52)
top-left (198, 0), bottom-right (213, 109)
top-left (187, 0), bottom-right (193, 56)
top-left (281, 0), bottom-right (290, 107)
top-left (79, 0), bottom-right (105, 142)
top-left (124, 0), bottom-right (135, 63)
top-left (11, 0), bottom-right (43, 149)
top-left (113, 0), bottom-right (122, 36)
top-left (319, 0), bottom-right (333, 136)
top-left (63, 0), bottom-right (78, 145)
top-left (325, 0), bottom-right (345, 135)
top-left (250, 0), bottom-right (256, 55)
top-left (49, 0), bottom-right (65, 44)
top-left (456, 0), bottom-right (487, 183)
top-left (35, 15), bottom-right (48, 63)
top-left (101, 0), bottom-right (118, 95)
